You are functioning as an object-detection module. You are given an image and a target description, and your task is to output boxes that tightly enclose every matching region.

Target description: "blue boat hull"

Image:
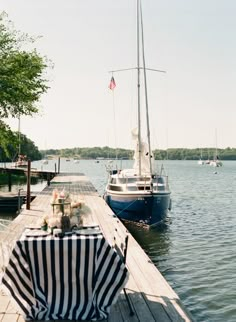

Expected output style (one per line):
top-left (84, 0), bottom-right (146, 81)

top-left (105, 192), bottom-right (171, 226)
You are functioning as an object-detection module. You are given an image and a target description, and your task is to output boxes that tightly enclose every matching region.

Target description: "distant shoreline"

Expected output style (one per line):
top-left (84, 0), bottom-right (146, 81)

top-left (39, 147), bottom-right (236, 161)
top-left (2, 147), bottom-right (236, 162)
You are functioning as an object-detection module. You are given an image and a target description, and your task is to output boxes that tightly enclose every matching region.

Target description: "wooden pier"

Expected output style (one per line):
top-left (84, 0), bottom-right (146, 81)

top-left (0, 165), bottom-right (56, 181)
top-left (0, 173), bottom-right (194, 322)
top-left (0, 192), bottom-right (37, 213)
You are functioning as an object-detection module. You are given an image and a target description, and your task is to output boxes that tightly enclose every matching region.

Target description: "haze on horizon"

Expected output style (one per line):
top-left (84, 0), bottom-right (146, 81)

top-left (1, 0), bottom-right (236, 151)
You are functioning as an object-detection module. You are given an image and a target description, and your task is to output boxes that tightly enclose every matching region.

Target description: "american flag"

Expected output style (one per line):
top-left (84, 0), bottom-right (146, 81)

top-left (109, 76), bottom-right (116, 90)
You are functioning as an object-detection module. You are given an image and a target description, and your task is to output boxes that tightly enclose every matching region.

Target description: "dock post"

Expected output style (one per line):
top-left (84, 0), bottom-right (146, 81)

top-left (47, 173), bottom-right (50, 186)
top-left (55, 163), bottom-right (57, 174)
top-left (58, 157), bottom-right (60, 174)
top-left (17, 188), bottom-right (23, 214)
top-left (26, 159), bottom-right (31, 210)
top-left (7, 171), bottom-right (12, 192)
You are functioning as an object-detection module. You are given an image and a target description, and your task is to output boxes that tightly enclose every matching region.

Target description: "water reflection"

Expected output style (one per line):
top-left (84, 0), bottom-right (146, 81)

top-left (0, 176), bottom-right (47, 218)
top-left (124, 218), bottom-right (172, 267)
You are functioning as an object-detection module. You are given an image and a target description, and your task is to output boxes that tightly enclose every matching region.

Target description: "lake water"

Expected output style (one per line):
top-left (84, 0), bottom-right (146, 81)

top-left (1, 158), bottom-right (236, 322)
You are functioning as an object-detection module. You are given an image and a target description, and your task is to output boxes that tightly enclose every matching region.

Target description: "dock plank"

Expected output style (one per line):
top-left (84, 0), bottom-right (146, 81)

top-left (83, 195), bottom-right (178, 322)
top-left (1, 314), bottom-right (19, 322)
top-left (0, 173), bottom-right (194, 322)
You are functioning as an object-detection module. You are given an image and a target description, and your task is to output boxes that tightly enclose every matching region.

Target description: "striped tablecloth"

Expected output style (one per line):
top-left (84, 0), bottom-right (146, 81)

top-left (2, 230), bottom-right (128, 321)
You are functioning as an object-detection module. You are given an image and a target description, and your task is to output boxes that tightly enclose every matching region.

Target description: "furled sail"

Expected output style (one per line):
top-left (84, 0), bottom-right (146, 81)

top-left (131, 128), bottom-right (154, 175)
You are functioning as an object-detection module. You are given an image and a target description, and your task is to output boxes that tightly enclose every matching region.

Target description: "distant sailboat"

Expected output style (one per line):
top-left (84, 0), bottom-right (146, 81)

top-left (210, 130), bottom-right (223, 167)
top-left (205, 149), bottom-right (211, 165)
top-left (198, 159), bottom-right (204, 165)
top-left (210, 155), bottom-right (222, 167)
top-left (197, 149), bottom-right (205, 165)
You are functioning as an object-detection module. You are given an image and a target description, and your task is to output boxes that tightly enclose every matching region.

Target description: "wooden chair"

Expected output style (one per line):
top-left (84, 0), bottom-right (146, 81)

top-left (113, 229), bottom-right (134, 316)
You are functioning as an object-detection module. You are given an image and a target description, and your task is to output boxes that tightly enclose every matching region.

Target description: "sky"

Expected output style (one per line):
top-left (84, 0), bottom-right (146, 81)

top-left (1, 0), bottom-right (236, 150)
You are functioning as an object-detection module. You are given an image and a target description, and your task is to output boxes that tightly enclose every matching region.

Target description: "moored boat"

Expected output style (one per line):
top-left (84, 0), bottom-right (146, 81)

top-left (210, 158), bottom-right (223, 167)
top-left (198, 159), bottom-right (205, 165)
top-left (12, 154), bottom-right (28, 168)
top-left (210, 130), bottom-right (223, 167)
top-left (104, 0), bottom-right (171, 227)
top-left (105, 161), bottom-right (171, 227)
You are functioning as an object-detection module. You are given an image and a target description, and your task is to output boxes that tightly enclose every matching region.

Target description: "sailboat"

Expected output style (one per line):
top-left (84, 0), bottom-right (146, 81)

top-left (210, 130), bottom-right (223, 167)
top-left (197, 149), bottom-right (205, 165)
top-left (205, 149), bottom-right (211, 165)
top-left (104, 0), bottom-right (171, 227)
top-left (42, 151), bottom-right (49, 165)
top-left (210, 154), bottom-right (222, 167)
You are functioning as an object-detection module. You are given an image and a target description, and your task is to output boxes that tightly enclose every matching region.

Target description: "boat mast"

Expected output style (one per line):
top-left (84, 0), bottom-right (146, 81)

top-left (137, 0), bottom-right (142, 176)
top-left (140, 0), bottom-right (152, 174)
top-left (18, 115), bottom-right (21, 156)
top-left (214, 128), bottom-right (218, 160)
top-left (110, 0), bottom-right (165, 177)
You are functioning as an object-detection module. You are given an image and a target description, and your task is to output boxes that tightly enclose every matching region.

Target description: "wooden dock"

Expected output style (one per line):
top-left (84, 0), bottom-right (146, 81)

top-left (0, 165), bottom-right (56, 180)
top-left (0, 173), bottom-right (194, 322)
top-left (0, 192), bottom-right (37, 213)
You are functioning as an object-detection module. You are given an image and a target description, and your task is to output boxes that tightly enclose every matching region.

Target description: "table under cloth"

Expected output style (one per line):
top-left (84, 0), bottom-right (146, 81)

top-left (2, 230), bottom-right (128, 321)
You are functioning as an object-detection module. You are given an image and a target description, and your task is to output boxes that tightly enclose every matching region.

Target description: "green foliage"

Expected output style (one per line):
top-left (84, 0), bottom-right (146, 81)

top-left (0, 12), bottom-right (50, 156)
top-left (0, 173), bottom-right (26, 184)
top-left (41, 147), bottom-right (236, 161)
top-left (0, 173), bottom-right (44, 184)
top-left (0, 120), bottom-right (17, 157)
top-left (0, 131), bottom-right (42, 162)
top-left (0, 50), bottom-right (48, 118)
top-left (17, 133), bottom-right (42, 161)
top-left (0, 13), bottom-right (49, 118)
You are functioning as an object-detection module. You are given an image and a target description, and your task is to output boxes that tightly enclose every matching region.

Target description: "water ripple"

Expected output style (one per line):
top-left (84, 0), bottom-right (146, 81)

top-left (128, 161), bottom-right (236, 322)
top-left (2, 159), bottom-right (236, 322)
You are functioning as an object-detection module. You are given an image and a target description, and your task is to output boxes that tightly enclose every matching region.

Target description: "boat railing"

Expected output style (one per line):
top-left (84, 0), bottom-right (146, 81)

top-left (151, 175), bottom-right (169, 192)
top-left (108, 172), bottom-right (169, 192)
top-left (136, 176), bottom-right (149, 191)
top-left (118, 174), bottom-right (151, 191)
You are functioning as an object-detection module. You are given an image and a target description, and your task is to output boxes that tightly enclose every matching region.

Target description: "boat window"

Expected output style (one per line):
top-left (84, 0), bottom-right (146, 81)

top-left (112, 177), bottom-right (152, 184)
top-left (127, 187), bottom-right (138, 191)
top-left (108, 185), bottom-right (123, 191)
top-left (116, 177), bottom-right (150, 184)
top-left (138, 186), bottom-right (150, 191)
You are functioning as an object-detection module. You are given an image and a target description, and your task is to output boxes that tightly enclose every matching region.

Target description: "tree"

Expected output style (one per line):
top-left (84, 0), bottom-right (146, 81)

top-left (16, 133), bottom-right (41, 160)
top-left (0, 131), bottom-right (42, 162)
top-left (0, 120), bottom-right (17, 156)
top-left (0, 12), bottom-right (50, 155)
